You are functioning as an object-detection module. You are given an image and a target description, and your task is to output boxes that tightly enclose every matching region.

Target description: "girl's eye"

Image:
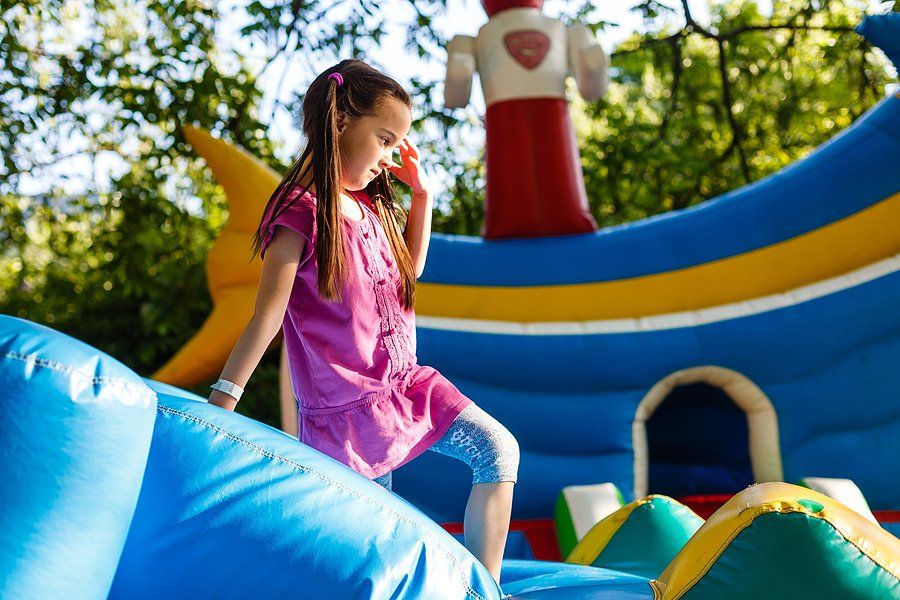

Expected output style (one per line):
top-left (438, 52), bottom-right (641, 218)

top-left (381, 138), bottom-right (390, 147)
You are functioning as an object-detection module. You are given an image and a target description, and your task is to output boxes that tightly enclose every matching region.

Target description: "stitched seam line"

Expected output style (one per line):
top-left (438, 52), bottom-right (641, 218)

top-left (359, 216), bottom-right (409, 377)
top-left (368, 249), bottom-right (400, 375)
top-left (299, 366), bottom-right (417, 417)
top-left (299, 386), bottom-right (394, 416)
top-left (4, 351), bottom-right (155, 405)
top-left (157, 404), bottom-right (487, 600)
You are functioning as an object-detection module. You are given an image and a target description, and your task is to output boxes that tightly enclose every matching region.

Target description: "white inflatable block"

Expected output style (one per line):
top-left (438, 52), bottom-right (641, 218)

top-left (562, 482), bottom-right (625, 540)
top-left (800, 477), bottom-right (879, 525)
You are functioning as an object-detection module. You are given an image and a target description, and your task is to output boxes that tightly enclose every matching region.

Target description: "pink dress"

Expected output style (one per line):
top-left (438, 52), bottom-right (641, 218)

top-left (260, 184), bottom-right (473, 478)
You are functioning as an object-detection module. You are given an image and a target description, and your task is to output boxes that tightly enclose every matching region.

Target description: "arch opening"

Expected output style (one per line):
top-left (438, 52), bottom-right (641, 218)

top-left (647, 382), bottom-right (753, 496)
top-left (633, 366), bottom-right (784, 499)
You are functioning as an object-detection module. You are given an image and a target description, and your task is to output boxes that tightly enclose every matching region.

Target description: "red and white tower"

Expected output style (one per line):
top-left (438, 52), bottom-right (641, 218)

top-left (444, 0), bottom-right (609, 239)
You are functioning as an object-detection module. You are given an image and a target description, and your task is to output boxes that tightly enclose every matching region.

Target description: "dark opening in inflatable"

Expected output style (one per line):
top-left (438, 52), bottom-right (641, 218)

top-left (647, 382), bottom-right (754, 496)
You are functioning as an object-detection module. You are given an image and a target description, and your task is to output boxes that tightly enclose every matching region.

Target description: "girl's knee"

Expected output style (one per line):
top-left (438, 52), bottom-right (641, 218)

top-left (434, 404), bottom-right (520, 483)
top-left (500, 428), bottom-right (520, 468)
top-left (503, 430), bottom-right (520, 481)
top-left (474, 426), bottom-right (519, 484)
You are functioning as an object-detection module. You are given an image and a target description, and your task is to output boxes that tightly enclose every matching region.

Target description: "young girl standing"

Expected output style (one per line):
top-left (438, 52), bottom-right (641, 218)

top-left (208, 59), bottom-right (519, 585)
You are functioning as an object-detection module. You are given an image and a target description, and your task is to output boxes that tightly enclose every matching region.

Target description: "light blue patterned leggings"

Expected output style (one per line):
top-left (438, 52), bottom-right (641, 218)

top-left (372, 403), bottom-right (519, 491)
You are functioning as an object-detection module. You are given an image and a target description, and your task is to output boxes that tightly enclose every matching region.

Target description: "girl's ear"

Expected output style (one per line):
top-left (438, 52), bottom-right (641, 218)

top-left (335, 111), bottom-right (348, 134)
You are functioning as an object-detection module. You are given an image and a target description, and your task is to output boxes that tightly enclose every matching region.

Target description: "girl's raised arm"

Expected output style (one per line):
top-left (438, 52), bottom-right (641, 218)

top-left (208, 228), bottom-right (306, 411)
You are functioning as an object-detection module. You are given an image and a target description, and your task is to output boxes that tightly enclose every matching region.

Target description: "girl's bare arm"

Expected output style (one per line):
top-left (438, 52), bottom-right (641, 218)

top-left (208, 228), bottom-right (305, 411)
top-left (404, 189), bottom-right (433, 279)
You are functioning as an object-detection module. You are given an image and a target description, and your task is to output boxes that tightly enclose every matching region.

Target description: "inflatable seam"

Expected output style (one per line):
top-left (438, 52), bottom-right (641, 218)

top-left (814, 514), bottom-right (900, 583)
top-left (157, 404), bottom-right (490, 600)
top-left (4, 351), bottom-right (155, 406)
top-left (654, 504), bottom-right (900, 598)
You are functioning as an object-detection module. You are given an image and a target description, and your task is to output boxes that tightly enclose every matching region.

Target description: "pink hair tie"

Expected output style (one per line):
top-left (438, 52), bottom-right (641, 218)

top-left (328, 72), bottom-right (344, 87)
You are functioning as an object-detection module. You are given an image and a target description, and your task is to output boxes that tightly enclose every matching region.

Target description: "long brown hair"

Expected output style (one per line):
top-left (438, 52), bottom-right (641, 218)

top-left (251, 59), bottom-right (416, 310)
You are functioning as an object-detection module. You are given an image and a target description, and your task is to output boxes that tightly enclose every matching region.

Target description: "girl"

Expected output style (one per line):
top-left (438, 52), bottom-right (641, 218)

top-left (208, 59), bottom-right (519, 585)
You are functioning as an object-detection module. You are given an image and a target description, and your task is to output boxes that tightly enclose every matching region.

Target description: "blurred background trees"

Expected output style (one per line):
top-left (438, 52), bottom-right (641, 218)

top-left (576, 0), bottom-right (894, 223)
top-left (1, 0), bottom-right (894, 425)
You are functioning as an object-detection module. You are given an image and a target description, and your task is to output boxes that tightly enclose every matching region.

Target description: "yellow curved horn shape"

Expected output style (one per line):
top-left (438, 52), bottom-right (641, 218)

top-left (152, 127), bottom-right (280, 386)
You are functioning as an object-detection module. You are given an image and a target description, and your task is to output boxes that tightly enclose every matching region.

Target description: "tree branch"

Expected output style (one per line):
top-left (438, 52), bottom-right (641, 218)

top-left (721, 23), bottom-right (856, 40)
top-left (716, 38), bottom-right (749, 182)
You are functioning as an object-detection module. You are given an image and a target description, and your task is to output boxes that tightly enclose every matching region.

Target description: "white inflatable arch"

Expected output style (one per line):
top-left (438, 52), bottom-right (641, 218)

top-left (632, 366), bottom-right (784, 498)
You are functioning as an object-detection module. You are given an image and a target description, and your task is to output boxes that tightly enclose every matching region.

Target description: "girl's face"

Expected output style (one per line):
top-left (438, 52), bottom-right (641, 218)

top-left (336, 96), bottom-right (412, 191)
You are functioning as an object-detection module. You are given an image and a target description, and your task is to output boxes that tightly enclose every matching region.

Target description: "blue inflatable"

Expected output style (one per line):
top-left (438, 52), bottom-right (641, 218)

top-left (1, 315), bottom-right (659, 598)
top-left (110, 379), bottom-right (500, 598)
top-left (0, 317), bottom-right (156, 598)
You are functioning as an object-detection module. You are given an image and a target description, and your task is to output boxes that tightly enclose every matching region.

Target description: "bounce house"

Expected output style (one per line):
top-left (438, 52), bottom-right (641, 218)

top-left (2, 12), bottom-right (899, 600)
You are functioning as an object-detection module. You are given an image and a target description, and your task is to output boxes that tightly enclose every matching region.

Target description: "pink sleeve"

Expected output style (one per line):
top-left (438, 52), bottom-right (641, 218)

top-left (260, 186), bottom-right (316, 267)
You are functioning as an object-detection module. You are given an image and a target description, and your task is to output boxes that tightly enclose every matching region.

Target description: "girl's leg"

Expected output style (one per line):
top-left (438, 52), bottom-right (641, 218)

top-left (464, 481), bottom-right (515, 583)
top-left (428, 403), bottom-right (520, 584)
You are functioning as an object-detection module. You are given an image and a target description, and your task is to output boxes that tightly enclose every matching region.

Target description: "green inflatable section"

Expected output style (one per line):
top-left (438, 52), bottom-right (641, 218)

top-left (554, 494), bottom-right (580, 560)
top-left (592, 497), bottom-right (703, 579)
top-left (684, 512), bottom-right (900, 599)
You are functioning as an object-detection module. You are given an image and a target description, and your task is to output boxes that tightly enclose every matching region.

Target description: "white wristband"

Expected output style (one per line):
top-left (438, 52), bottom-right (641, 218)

top-left (210, 379), bottom-right (244, 401)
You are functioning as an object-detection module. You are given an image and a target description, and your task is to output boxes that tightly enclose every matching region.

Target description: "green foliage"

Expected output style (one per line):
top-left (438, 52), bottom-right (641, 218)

top-left (0, 0), bottom-right (280, 421)
top-left (573, 0), bottom-right (893, 224)
top-left (0, 0), bottom-right (894, 428)
top-left (430, 151), bottom-right (486, 236)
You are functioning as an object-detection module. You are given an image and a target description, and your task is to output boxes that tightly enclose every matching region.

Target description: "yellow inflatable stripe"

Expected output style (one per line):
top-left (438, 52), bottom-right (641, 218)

top-left (650, 483), bottom-right (900, 600)
top-left (206, 229), bottom-right (262, 297)
top-left (417, 192), bottom-right (900, 321)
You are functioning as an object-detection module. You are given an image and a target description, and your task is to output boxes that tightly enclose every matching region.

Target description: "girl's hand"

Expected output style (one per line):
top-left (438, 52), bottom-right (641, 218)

top-left (387, 137), bottom-right (432, 198)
